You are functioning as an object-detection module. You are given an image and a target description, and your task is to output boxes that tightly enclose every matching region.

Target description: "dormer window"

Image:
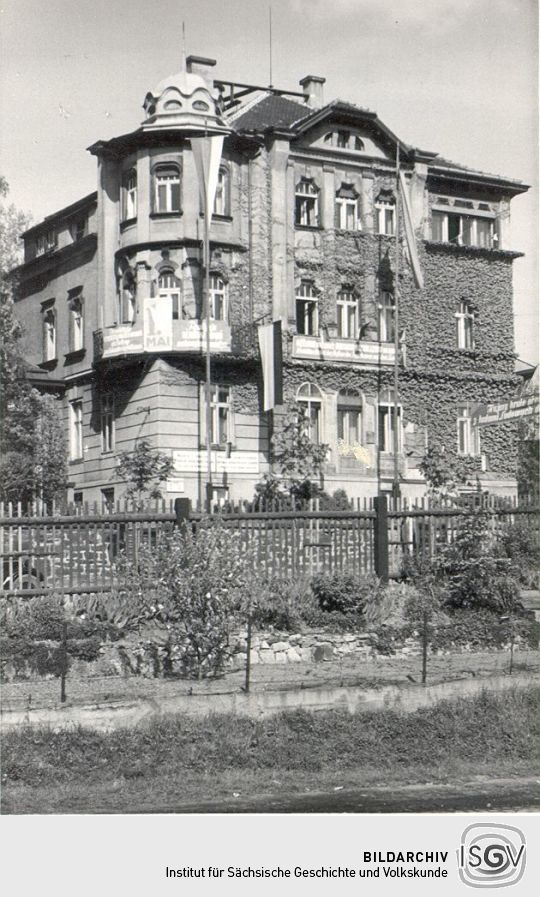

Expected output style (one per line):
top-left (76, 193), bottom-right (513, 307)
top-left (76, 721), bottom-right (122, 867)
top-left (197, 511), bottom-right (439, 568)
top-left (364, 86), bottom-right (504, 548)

top-left (375, 193), bottom-right (395, 236)
top-left (122, 169), bottom-right (137, 221)
top-left (335, 184), bottom-right (361, 230)
top-left (295, 178), bottom-right (319, 227)
top-left (153, 164), bottom-right (181, 213)
top-left (193, 100), bottom-right (210, 111)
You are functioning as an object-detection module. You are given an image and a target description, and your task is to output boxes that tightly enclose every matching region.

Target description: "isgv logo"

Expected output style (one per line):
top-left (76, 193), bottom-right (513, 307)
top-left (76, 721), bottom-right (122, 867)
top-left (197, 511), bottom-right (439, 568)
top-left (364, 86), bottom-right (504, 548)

top-left (458, 824), bottom-right (526, 888)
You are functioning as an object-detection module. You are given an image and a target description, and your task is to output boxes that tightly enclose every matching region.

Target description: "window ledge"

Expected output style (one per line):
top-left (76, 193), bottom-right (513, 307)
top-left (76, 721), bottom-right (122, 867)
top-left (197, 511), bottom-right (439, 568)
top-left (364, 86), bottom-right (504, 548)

top-left (68, 458), bottom-right (83, 465)
top-left (64, 348), bottom-right (86, 363)
top-left (39, 359), bottom-right (58, 370)
top-left (120, 218), bottom-right (137, 231)
top-left (295, 224), bottom-right (322, 232)
top-left (150, 211), bottom-right (183, 219)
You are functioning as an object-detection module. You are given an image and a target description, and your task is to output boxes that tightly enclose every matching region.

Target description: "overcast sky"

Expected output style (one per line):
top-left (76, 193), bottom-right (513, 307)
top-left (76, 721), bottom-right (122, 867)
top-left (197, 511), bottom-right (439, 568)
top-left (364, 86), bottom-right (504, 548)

top-left (1, 0), bottom-right (537, 361)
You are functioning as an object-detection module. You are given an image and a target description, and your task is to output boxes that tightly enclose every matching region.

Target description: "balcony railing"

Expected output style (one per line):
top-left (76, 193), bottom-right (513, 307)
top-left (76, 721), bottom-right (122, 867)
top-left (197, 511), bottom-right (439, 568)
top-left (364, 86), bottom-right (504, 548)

top-left (292, 334), bottom-right (395, 366)
top-left (94, 301), bottom-right (236, 361)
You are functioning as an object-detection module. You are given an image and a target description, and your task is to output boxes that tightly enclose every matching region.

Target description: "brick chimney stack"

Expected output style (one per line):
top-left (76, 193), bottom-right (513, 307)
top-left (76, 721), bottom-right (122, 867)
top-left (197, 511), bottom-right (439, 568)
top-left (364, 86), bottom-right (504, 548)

top-left (299, 75), bottom-right (326, 109)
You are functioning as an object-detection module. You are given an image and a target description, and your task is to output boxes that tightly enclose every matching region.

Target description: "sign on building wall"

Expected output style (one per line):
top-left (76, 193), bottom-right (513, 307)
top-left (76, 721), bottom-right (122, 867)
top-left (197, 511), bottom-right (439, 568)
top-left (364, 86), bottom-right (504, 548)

top-left (292, 336), bottom-right (394, 366)
top-left (474, 393), bottom-right (539, 426)
top-left (102, 328), bottom-right (143, 357)
top-left (172, 450), bottom-right (260, 474)
top-left (144, 297), bottom-right (173, 351)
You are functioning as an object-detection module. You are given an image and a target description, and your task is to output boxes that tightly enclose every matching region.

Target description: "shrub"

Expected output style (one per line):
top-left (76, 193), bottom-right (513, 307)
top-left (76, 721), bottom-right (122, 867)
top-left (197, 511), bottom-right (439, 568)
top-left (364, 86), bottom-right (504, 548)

top-left (252, 576), bottom-right (317, 631)
top-left (311, 571), bottom-right (380, 614)
top-left (496, 519), bottom-right (540, 588)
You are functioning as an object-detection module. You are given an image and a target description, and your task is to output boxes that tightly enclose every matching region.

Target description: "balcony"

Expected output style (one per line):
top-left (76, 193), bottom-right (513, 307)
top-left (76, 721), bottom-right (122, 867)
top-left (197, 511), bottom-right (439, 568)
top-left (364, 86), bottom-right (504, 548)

top-left (292, 334), bottom-right (395, 366)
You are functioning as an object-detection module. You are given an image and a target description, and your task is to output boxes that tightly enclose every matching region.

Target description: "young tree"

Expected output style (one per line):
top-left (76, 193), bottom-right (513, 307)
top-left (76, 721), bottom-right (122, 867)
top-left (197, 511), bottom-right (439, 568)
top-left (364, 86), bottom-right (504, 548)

top-left (0, 181), bottom-right (67, 505)
top-left (116, 439), bottom-right (175, 505)
top-left (254, 403), bottom-right (329, 506)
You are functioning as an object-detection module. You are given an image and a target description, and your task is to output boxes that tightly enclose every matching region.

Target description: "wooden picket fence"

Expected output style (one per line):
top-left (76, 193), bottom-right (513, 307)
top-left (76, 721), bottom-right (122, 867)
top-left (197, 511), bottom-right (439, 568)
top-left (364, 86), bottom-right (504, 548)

top-left (0, 494), bottom-right (537, 597)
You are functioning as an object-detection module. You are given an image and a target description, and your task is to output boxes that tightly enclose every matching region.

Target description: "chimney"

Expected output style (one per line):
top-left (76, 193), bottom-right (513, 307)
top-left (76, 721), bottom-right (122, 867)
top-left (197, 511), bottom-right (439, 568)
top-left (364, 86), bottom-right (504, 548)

top-left (300, 75), bottom-right (326, 109)
top-left (186, 55), bottom-right (217, 79)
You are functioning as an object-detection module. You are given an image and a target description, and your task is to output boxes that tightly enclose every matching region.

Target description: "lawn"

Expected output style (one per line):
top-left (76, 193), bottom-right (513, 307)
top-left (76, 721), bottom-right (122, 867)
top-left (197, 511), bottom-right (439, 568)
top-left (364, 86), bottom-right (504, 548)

top-left (2, 686), bottom-right (538, 814)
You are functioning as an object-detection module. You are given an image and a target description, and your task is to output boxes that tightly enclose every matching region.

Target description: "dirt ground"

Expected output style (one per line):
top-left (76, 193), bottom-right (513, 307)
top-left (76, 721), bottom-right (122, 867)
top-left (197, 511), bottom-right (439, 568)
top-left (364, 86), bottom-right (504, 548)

top-left (2, 649), bottom-right (538, 712)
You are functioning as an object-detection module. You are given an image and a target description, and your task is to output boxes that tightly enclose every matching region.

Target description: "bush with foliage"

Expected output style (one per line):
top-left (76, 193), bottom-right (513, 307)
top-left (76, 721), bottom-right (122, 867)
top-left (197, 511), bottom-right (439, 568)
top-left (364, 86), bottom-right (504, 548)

top-left (311, 571), bottom-right (379, 615)
top-left (252, 576), bottom-right (318, 631)
top-left (495, 519), bottom-right (539, 588)
top-left (112, 520), bottom-right (255, 679)
top-left (116, 439), bottom-right (175, 505)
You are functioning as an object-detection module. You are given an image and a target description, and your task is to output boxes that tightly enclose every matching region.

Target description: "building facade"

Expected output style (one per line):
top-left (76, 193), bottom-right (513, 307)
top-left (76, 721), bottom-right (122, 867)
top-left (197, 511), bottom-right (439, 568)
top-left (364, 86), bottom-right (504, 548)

top-left (12, 57), bottom-right (529, 507)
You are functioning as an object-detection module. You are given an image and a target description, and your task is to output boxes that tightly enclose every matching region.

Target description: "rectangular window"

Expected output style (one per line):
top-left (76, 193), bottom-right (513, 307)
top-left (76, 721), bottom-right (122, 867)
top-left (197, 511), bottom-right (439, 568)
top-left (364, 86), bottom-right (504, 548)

top-left (123, 170), bottom-right (137, 221)
top-left (69, 296), bottom-right (84, 352)
top-left (376, 204), bottom-right (395, 236)
top-left (337, 407), bottom-right (361, 445)
top-left (378, 292), bottom-right (395, 343)
top-left (42, 307), bottom-right (56, 361)
top-left (209, 275), bottom-right (228, 321)
top-left (378, 404), bottom-right (402, 453)
top-left (295, 180), bottom-right (319, 227)
top-left (296, 282), bottom-right (319, 336)
top-left (457, 406), bottom-right (480, 456)
top-left (432, 209), bottom-right (494, 248)
top-left (432, 211), bottom-right (445, 241)
top-left (155, 169), bottom-right (181, 213)
top-left (210, 385), bottom-right (231, 446)
top-left (70, 400), bottom-right (83, 460)
top-left (337, 292), bottom-right (358, 339)
top-left (101, 488), bottom-right (115, 512)
top-left (100, 395), bottom-right (114, 453)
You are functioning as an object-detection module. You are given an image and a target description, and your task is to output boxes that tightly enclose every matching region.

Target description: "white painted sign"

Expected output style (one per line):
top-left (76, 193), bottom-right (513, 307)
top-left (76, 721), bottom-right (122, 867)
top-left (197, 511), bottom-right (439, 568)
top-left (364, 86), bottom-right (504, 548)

top-left (102, 328), bottom-right (143, 357)
top-left (144, 296), bottom-right (173, 351)
top-left (173, 450), bottom-right (260, 474)
top-left (174, 320), bottom-right (231, 353)
top-left (475, 394), bottom-right (539, 426)
top-left (293, 336), bottom-right (394, 366)
top-left (165, 479), bottom-right (185, 493)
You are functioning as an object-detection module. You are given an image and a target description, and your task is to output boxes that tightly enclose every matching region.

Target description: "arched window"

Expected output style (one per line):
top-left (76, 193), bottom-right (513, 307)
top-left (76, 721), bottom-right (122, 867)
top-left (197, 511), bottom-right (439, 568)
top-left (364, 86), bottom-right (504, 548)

top-left (122, 169), bottom-right (137, 221)
top-left (378, 291), bottom-right (395, 342)
top-left (335, 184), bottom-right (361, 231)
top-left (213, 166), bottom-right (231, 217)
top-left (337, 388), bottom-right (362, 446)
top-left (209, 274), bottom-right (228, 321)
top-left (296, 281), bottom-right (319, 336)
top-left (375, 192), bottom-right (395, 236)
top-left (295, 178), bottom-right (319, 227)
top-left (119, 269), bottom-right (136, 324)
top-left (153, 164), bottom-right (181, 213)
top-left (297, 383), bottom-right (323, 443)
top-left (158, 271), bottom-right (181, 321)
top-left (456, 300), bottom-right (475, 349)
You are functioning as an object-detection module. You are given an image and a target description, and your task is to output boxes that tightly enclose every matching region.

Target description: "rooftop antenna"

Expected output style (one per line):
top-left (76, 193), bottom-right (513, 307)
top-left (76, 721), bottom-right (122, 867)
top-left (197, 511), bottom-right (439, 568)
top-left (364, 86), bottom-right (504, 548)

top-left (181, 20), bottom-right (187, 71)
top-left (269, 5), bottom-right (273, 88)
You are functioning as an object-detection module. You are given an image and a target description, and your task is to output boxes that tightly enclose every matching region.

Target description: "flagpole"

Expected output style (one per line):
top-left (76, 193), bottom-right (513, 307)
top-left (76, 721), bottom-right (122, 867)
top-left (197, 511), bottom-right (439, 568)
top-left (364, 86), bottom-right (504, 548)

top-left (204, 200), bottom-right (213, 512)
top-left (392, 142), bottom-right (401, 499)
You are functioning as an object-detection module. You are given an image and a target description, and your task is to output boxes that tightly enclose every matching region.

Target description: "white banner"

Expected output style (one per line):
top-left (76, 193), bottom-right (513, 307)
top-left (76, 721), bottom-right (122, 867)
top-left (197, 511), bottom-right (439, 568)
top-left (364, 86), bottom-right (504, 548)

top-left (143, 296), bottom-right (172, 351)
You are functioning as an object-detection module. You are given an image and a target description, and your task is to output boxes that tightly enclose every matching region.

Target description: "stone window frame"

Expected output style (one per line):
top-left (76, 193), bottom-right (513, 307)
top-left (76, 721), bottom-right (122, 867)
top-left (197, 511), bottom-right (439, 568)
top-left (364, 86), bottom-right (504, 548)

top-left (122, 168), bottom-right (137, 222)
top-left (294, 177), bottom-right (320, 228)
top-left (377, 389), bottom-right (403, 455)
top-left (335, 183), bottom-right (362, 231)
top-left (375, 191), bottom-right (396, 236)
top-left (337, 387), bottom-right (364, 447)
top-left (208, 271), bottom-right (229, 322)
top-left (455, 299), bottom-right (475, 349)
top-left (336, 285), bottom-right (360, 339)
top-left (152, 162), bottom-right (182, 215)
top-left (69, 399), bottom-right (84, 461)
top-left (295, 280), bottom-right (319, 336)
top-left (213, 164), bottom-right (231, 218)
top-left (457, 404), bottom-right (481, 457)
top-left (67, 290), bottom-right (85, 353)
top-left (100, 393), bottom-right (115, 455)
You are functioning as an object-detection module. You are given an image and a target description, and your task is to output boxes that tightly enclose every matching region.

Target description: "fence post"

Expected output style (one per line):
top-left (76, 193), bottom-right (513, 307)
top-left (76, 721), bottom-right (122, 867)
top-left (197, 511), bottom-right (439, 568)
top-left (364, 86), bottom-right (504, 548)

top-left (374, 495), bottom-right (389, 581)
top-left (174, 498), bottom-right (191, 531)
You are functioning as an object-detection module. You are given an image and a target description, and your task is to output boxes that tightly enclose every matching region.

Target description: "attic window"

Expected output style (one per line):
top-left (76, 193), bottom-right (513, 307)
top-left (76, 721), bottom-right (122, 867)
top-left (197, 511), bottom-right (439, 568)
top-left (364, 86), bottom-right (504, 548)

top-left (164, 100), bottom-right (182, 111)
top-left (324, 130), bottom-right (365, 151)
top-left (193, 100), bottom-right (209, 111)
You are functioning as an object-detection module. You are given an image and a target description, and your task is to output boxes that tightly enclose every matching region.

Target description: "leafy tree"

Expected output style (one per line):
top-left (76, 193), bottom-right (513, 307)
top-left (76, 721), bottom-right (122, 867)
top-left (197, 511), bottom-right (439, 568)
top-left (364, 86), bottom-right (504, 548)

top-left (254, 403), bottom-right (328, 506)
top-left (0, 180), bottom-right (67, 505)
top-left (418, 442), bottom-right (476, 497)
top-left (116, 439), bottom-right (175, 504)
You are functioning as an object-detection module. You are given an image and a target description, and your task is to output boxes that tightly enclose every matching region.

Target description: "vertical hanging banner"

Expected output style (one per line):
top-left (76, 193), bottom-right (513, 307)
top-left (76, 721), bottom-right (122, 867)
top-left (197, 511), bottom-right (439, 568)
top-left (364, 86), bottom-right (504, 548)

top-left (191, 132), bottom-right (225, 221)
top-left (258, 319), bottom-right (283, 411)
top-left (398, 170), bottom-right (424, 289)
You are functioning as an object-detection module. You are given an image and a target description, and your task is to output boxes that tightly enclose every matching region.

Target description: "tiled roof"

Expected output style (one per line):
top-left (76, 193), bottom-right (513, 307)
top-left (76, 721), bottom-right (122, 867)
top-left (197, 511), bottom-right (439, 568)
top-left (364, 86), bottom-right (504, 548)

top-left (232, 94), bottom-right (309, 132)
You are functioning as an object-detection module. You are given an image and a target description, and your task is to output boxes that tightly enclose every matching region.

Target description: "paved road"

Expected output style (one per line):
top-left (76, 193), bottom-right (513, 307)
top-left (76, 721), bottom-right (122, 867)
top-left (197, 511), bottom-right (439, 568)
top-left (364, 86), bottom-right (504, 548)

top-left (141, 778), bottom-right (540, 815)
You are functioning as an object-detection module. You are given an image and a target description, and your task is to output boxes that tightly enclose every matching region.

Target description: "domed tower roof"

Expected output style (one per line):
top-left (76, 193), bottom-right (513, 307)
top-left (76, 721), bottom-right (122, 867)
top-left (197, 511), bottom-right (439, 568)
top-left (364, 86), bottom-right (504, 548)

top-left (141, 56), bottom-right (228, 134)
